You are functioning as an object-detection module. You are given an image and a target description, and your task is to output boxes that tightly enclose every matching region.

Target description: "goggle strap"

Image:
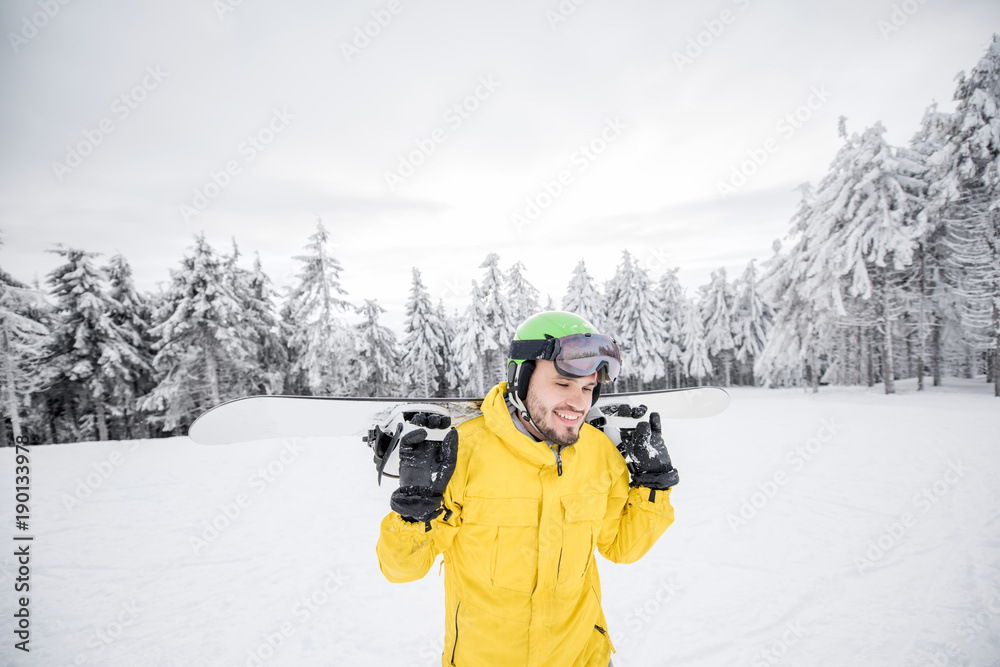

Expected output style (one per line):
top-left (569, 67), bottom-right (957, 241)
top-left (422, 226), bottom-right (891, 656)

top-left (509, 339), bottom-right (554, 361)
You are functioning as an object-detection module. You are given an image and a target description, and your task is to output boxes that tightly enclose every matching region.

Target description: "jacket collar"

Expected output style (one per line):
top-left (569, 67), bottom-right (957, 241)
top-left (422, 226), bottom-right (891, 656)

top-left (482, 383), bottom-right (573, 471)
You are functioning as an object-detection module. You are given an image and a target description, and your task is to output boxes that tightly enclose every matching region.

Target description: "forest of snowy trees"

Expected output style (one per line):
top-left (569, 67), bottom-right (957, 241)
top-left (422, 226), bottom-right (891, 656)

top-left (1, 37), bottom-right (998, 444)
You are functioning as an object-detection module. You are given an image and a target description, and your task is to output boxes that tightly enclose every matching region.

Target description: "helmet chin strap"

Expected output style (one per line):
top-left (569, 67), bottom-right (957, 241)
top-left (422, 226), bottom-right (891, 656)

top-left (507, 364), bottom-right (545, 440)
top-left (506, 360), bottom-right (604, 441)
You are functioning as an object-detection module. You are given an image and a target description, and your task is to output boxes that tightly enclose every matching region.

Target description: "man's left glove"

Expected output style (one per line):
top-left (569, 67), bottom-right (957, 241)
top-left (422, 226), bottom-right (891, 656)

top-left (621, 412), bottom-right (679, 490)
top-left (389, 413), bottom-right (458, 523)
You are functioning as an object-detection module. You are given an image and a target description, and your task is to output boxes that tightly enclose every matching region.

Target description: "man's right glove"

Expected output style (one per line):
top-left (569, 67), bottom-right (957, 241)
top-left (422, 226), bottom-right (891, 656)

top-left (621, 412), bottom-right (679, 490)
top-left (389, 413), bottom-right (458, 524)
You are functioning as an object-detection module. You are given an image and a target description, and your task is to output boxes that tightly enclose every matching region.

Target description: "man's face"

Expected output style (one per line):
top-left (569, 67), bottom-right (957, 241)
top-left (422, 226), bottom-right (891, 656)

top-left (521, 360), bottom-right (598, 447)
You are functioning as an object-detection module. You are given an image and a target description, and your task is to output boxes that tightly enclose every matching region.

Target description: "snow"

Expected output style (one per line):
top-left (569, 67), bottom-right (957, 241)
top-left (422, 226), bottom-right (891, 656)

top-left (3, 380), bottom-right (1000, 666)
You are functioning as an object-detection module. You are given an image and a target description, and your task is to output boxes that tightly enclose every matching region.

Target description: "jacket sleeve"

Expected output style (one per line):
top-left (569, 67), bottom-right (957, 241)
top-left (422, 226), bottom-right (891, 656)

top-left (376, 512), bottom-right (441, 583)
top-left (376, 490), bottom-right (464, 583)
top-left (376, 426), bottom-right (472, 583)
top-left (596, 465), bottom-right (675, 564)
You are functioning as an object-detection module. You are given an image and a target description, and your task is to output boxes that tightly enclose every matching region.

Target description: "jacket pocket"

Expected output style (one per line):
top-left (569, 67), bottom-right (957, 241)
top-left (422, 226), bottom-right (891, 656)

top-left (463, 496), bottom-right (538, 593)
top-left (558, 493), bottom-right (605, 588)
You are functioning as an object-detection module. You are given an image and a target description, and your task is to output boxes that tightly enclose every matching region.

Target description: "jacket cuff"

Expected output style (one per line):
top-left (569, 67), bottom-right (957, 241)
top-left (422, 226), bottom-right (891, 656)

top-left (386, 510), bottom-right (435, 535)
top-left (628, 486), bottom-right (674, 515)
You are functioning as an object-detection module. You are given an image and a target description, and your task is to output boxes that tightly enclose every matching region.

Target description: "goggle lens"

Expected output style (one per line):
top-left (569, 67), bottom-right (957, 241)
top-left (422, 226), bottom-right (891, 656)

top-left (553, 334), bottom-right (621, 382)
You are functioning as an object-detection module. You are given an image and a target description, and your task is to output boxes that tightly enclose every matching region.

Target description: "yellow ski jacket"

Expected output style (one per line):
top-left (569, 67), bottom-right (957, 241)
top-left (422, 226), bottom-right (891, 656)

top-left (376, 382), bottom-right (675, 666)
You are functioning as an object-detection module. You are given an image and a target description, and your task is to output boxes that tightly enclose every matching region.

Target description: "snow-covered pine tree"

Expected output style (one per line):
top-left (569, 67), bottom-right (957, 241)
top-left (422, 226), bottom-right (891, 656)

top-left (731, 260), bottom-right (771, 386)
top-left (562, 260), bottom-right (604, 327)
top-left (45, 246), bottom-right (148, 441)
top-left (0, 259), bottom-right (50, 443)
top-left (453, 280), bottom-right (491, 397)
top-left (478, 254), bottom-right (514, 387)
top-left (656, 268), bottom-right (686, 388)
top-left (506, 261), bottom-right (541, 326)
top-left (756, 186), bottom-right (835, 390)
top-left (353, 299), bottom-right (401, 397)
top-left (934, 35), bottom-right (1000, 396)
top-left (141, 235), bottom-right (254, 431)
top-left (679, 298), bottom-right (712, 386)
top-left (603, 259), bottom-right (627, 335)
top-left (755, 242), bottom-right (805, 388)
top-left (824, 121), bottom-right (926, 394)
top-left (400, 268), bottom-right (447, 397)
top-left (699, 267), bottom-right (737, 386)
top-left (783, 121), bottom-right (922, 394)
top-left (283, 219), bottom-right (353, 395)
top-left (606, 251), bottom-right (665, 391)
top-left (895, 105), bottom-right (961, 390)
top-left (435, 300), bottom-right (457, 397)
top-left (103, 253), bottom-right (155, 437)
top-left (238, 253), bottom-right (289, 395)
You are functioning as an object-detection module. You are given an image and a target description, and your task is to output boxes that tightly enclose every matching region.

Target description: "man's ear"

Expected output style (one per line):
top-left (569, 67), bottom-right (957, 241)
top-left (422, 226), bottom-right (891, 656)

top-left (514, 360), bottom-right (535, 404)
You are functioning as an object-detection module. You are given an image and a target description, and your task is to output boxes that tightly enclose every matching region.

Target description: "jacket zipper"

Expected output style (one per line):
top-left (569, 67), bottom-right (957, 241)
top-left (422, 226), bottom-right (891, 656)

top-left (553, 445), bottom-right (563, 476)
top-left (450, 602), bottom-right (461, 665)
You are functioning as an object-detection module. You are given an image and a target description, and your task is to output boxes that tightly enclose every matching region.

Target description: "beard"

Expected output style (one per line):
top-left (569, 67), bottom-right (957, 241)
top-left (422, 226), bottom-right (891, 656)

top-left (525, 392), bottom-right (584, 447)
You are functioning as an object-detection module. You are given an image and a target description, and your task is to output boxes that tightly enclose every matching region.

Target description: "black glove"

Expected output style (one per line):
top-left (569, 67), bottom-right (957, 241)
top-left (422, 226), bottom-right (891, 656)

top-left (390, 413), bottom-right (458, 524)
top-left (622, 412), bottom-right (679, 490)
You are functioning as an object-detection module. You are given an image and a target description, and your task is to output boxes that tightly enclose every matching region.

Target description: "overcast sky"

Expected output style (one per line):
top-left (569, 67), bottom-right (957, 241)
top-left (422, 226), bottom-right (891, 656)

top-left (2, 0), bottom-right (999, 332)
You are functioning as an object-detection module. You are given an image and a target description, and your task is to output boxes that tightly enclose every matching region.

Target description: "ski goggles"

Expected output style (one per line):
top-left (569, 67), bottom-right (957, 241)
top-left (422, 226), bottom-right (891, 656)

top-left (509, 333), bottom-right (622, 382)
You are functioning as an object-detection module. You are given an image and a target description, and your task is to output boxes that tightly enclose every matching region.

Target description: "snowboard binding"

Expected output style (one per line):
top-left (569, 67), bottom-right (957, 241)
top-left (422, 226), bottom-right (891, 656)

top-left (365, 404), bottom-right (453, 484)
top-left (586, 401), bottom-right (650, 463)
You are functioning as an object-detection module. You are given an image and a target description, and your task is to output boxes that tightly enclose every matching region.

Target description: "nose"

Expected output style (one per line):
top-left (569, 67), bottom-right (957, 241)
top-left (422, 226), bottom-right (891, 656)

top-left (567, 379), bottom-right (597, 412)
top-left (562, 390), bottom-right (586, 412)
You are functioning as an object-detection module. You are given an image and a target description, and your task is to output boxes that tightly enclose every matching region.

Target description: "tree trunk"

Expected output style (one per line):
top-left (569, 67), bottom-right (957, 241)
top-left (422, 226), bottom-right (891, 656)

top-left (1, 320), bottom-right (22, 440)
top-left (880, 270), bottom-right (896, 395)
top-left (994, 302), bottom-right (999, 397)
top-left (95, 398), bottom-right (109, 442)
top-left (205, 347), bottom-right (222, 406)
top-left (123, 406), bottom-right (132, 439)
top-left (42, 396), bottom-right (56, 444)
top-left (841, 325), bottom-right (850, 385)
top-left (65, 389), bottom-right (82, 442)
top-left (993, 208), bottom-right (1000, 397)
top-left (854, 326), bottom-right (862, 386)
top-left (860, 328), bottom-right (867, 386)
top-left (917, 248), bottom-right (927, 391)
top-left (810, 347), bottom-right (819, 394)
top-left (865, 327), bottom-right (875, 387)
top-left (931, 314), bottom-right (942, 387)
top-left (904, 333), bottom-right (913, 381)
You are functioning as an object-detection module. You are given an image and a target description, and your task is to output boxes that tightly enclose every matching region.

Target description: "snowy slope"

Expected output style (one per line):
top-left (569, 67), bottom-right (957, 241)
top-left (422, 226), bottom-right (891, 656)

top-left (2, 380), bottom-right (999, 667)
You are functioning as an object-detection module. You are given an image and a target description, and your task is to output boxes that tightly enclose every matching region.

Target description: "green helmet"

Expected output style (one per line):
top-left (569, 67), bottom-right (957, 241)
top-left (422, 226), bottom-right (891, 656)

top-left (506, 311), bottom-right (622, 417)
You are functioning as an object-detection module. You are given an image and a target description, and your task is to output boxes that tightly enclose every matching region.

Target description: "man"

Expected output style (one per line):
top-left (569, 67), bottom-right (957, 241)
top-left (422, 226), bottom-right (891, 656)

top-left (376, 311), bottom-right (678, 666)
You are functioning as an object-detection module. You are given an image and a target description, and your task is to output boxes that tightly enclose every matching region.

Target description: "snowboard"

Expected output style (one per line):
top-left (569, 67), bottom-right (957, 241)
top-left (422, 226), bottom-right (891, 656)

top-left (188, 387), bottom-right (729, 477)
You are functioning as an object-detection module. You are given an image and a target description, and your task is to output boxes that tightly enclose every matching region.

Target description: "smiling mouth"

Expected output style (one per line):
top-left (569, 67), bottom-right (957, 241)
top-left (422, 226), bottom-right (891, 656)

top-left (554, 410), bottom-right (581, 424)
